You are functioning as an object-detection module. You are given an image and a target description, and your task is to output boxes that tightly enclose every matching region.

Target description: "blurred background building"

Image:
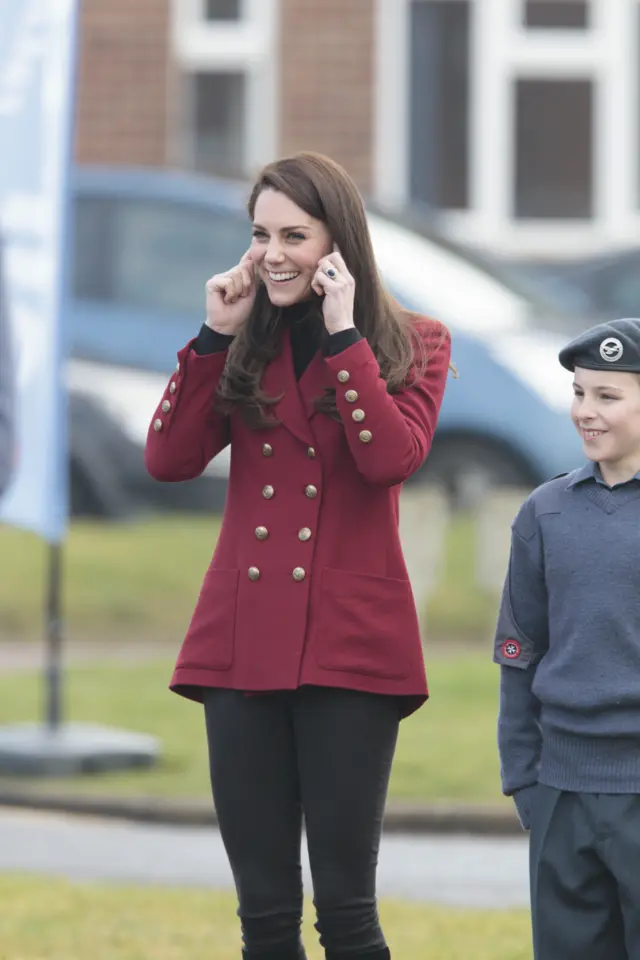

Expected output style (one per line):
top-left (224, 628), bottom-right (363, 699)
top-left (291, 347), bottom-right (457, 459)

top-left (6, 0), bottom-right (628, 524)
top-left (76, 0), bottom-right (640, 261)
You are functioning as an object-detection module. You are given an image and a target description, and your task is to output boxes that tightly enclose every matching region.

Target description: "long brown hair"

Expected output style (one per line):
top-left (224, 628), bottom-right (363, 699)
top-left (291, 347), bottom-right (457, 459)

top-left (216, 151), bottom-right (446, 427)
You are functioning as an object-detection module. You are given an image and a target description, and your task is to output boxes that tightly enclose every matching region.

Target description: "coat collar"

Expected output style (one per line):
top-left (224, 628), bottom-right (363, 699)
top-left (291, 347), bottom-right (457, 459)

top-left (260, 329), bottom-right (327, 445)
top-left (298, 348), bottom-right (330, 419)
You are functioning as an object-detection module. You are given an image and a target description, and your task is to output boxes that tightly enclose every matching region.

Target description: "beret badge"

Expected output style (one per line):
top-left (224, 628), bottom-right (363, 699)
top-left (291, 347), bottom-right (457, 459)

top-left (599, 337), bottom-right (624, 363)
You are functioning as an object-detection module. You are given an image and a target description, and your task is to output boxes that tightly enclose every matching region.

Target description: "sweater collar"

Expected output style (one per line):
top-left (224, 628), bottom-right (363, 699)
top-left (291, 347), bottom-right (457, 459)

top-left (281, 297), bottom-right (322, 327)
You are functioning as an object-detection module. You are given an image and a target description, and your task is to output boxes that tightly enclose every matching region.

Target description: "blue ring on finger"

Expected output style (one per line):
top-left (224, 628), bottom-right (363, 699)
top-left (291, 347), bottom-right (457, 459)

top-left (326, 267), bottom-right (337, 279)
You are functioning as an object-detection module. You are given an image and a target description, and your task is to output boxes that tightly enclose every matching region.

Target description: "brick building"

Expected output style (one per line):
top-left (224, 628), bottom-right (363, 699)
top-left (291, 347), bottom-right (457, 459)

top-left (76, 0), bottom-right (374, 192)
top-left (76, 0), bottom-right (640, 260)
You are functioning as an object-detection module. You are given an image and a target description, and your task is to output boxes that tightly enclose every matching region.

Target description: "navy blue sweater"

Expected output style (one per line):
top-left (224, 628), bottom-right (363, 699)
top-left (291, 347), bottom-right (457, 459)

top-left (494, 461), bottom-right (640, 828)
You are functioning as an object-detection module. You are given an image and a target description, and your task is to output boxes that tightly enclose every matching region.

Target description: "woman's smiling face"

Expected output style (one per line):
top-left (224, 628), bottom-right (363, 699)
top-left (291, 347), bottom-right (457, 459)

top-left (250, 188), bottom-right (332, 307)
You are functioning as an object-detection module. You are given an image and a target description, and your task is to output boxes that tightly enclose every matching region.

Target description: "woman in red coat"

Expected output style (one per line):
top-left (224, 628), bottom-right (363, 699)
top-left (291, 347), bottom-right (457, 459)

top-left (145, 152), bottom-right (451, 960)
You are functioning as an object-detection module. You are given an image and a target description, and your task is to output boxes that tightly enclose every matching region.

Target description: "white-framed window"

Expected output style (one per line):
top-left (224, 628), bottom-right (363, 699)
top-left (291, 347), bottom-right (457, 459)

top-left (204, 0), bottom-right (242, 19)
top-left (171, 0), bottom-right (279, 179)
top-left (375, 0), bottom-right (640, 258)
top-left (522, 1), bottom-right (591, 30)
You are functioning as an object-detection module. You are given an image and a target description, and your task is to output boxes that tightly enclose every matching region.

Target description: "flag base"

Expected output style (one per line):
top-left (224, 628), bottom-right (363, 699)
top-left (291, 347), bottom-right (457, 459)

top-left (0, 723), bottom-right (160, 776)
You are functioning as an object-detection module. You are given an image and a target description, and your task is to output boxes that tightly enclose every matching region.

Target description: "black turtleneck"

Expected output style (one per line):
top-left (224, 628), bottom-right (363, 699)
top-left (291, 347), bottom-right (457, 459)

top-left (192, 300), bottom-right (362, 380)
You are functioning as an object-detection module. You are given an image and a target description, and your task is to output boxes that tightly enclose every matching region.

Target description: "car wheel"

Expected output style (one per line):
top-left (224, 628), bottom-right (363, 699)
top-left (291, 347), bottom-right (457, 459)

top-left (415, 436), bottom-right (539, 510)
top-left (69, 458), bottom-right (132, 519)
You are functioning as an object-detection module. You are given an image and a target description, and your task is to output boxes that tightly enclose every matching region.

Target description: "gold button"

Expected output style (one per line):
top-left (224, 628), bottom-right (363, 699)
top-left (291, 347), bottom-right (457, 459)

top-left (337, 370), bottom-right (350, 384)
top-left (255, 526), bottom-right (269, 541)
top-left (169, 381), bottom-right (177, 394)
top-left (263, 485), bottom-right (275, 499)
top-left (153, 418), bottom-right (163, 432)
top-left (352, 409), bottom-right (365, 422)
top-left (292, 567), bottom-right (306, 582)
top-left (161, 400), bottom-right (172, 413)
top-left (359, 430), bottom-right (373, 444)
top-left (305, 485), bottom-right (318, 499)
top-left (248, 567), bottom-right (261, 581)
top-left (176, 362), bottom-right (180, 372)
top-left (307, 447), bottom-right (316, 459)
top-left (298, 528), bottom-right (312, 542)
top-left (262, 443), bottom-right (273, 457)
top-left (345, 390), bottom-right (358, 403)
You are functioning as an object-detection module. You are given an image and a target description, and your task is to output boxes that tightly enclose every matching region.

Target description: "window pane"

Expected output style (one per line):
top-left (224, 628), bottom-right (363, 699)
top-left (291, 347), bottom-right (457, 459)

top-left (110, 200), bottom-right (251, 317)
top-left (72, 196), bottom-right (114, 300)
top-left (514, 79), bottom-right (593, 218)
top-left (191, 72), bottom-right (245, 178)
top-left (523, 1), bottom-right (589, 29)
top-left (410, 0), bottom-right (470, 210)
top-left (205, 0), bottom-right (241, 20)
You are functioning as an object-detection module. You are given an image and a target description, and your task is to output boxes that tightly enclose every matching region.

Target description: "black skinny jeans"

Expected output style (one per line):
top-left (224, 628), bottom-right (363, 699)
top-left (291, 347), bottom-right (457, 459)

top-left (203, 685), bottom-right (400, 957)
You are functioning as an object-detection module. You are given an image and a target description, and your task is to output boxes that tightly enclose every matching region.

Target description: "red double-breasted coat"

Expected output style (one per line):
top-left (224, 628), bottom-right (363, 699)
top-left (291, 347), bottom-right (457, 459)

top-left (145, 318), bottom-right (451, 718)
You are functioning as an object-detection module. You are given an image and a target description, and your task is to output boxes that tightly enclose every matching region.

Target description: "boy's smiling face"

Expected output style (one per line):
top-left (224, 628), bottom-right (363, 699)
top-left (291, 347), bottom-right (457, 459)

top-left (572, 367), bottom-right (640, 476)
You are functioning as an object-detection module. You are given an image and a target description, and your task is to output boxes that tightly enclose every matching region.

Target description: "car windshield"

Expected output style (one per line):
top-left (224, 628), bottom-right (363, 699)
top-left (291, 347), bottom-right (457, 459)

top-left (368, 211), bottom-right (591, 337)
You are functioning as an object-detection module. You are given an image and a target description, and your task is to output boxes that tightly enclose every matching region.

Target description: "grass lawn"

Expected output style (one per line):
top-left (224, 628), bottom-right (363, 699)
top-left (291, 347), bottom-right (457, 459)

top-left (0, 651), bottom-right (505, 806)
top-left (0, 876), bottom-right (532, 959)
top-left (0, 512), bottom-right (498, 644)
top-left (0, 516), bottom-right (222, 642)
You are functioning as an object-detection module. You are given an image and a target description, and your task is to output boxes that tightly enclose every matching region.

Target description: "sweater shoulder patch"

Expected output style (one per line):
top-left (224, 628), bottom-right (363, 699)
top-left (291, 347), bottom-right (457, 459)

top-left (530, 472), bottom-right (572, 517)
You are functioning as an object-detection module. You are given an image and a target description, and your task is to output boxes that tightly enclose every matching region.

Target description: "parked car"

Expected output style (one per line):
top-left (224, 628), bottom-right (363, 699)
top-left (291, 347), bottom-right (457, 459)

top-left (524, 248), bottom-right (640, 322)
top-left (66, 166), bottom-right (588, 513)
top-left (67, 362), bottom-right (228, 517)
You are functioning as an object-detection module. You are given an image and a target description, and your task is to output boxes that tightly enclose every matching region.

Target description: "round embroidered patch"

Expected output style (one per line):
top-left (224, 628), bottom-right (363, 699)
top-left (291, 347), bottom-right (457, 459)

top-left (502, 639), bottom-right (521, 660)
top-left (599, 337), bottom-right (623, 363)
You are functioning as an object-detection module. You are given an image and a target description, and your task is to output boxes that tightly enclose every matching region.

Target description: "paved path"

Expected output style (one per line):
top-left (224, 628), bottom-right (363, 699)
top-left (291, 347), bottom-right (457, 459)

top-left (0, 809), bottom-right (529, 908)
top-left (0, 639), bottom-right (176, 672)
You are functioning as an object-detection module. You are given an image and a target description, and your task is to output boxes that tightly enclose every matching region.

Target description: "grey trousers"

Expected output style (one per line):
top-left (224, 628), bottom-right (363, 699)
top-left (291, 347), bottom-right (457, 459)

top-left (530, 785), bottom-right (640, 960)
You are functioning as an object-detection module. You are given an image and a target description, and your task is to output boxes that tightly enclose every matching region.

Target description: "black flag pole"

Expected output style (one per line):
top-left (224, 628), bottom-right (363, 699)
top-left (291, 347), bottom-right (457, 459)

top-left (44, 540), bottom-right (63, 730)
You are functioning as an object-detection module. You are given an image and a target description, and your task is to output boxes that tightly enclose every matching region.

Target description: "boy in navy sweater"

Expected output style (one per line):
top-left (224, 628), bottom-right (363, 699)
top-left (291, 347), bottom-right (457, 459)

top-left (494, 317), bottom-right (640, 960)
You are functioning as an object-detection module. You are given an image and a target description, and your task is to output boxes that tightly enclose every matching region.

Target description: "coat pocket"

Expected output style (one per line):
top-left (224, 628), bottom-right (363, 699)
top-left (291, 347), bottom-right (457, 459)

top-left (315, 568), bottom-right (414, 681)
top-left (179, 567), bottom-right (239, 671)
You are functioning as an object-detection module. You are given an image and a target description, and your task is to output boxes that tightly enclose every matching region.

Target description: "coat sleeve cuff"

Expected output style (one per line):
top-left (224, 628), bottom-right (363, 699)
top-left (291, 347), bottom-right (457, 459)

top-left (192, 323), bottom-right (235, 356)
top-left (323, 328), bottom-right (363, 357)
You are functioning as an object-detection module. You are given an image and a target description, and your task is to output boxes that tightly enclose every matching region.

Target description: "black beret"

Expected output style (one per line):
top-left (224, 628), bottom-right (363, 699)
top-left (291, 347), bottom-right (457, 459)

top-left (558, 317), bottom-right (640, 373)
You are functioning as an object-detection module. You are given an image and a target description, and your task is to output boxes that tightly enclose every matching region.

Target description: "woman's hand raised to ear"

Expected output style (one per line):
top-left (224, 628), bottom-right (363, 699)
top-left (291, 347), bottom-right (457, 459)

top-left (312, 247), bottom-right (356, 336)
top-left (205, 249), bottom-right (258, 336)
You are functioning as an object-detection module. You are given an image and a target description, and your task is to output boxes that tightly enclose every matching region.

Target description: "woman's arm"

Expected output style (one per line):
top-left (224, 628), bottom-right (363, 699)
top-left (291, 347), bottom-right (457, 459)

top-left (144, 326), bottom-right (233, 482)
top-left (323, 319), bottom-right (451, 486)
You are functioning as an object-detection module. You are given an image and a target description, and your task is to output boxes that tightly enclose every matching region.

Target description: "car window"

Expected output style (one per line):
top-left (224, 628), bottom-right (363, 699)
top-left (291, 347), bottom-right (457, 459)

top-left (111, 199), bottom-right (250, 317)
top-left (73, 194), bottom-right (251, 317)
top-left (73, 196), bottom-right (114, 300)
top-left (592, 262), bottom-right (640, 317)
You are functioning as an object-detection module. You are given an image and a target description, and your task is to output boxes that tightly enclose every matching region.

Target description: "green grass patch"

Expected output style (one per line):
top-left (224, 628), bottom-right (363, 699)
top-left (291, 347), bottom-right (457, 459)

top-left (425, 512), bottom-right (498, 642)
top-left (0, 516), bottom-right (220, 641)
top-left (0, 512), bottom-right (497, 643)
top-left (0, 875), bottom-right (532, 959)
top-left (0, 652), bottom-right (505, 805)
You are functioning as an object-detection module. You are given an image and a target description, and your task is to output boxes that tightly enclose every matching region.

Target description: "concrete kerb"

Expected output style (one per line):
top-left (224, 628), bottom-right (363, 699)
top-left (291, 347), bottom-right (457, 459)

top-left (0, 645), bottom-right (524, 836)
top-left (0, 787), bottom-right (523, 836)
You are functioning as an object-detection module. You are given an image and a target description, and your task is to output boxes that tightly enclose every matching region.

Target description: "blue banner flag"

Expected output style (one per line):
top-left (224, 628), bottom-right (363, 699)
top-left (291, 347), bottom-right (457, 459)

top-left (0, 0), bottom-right (79, 543)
